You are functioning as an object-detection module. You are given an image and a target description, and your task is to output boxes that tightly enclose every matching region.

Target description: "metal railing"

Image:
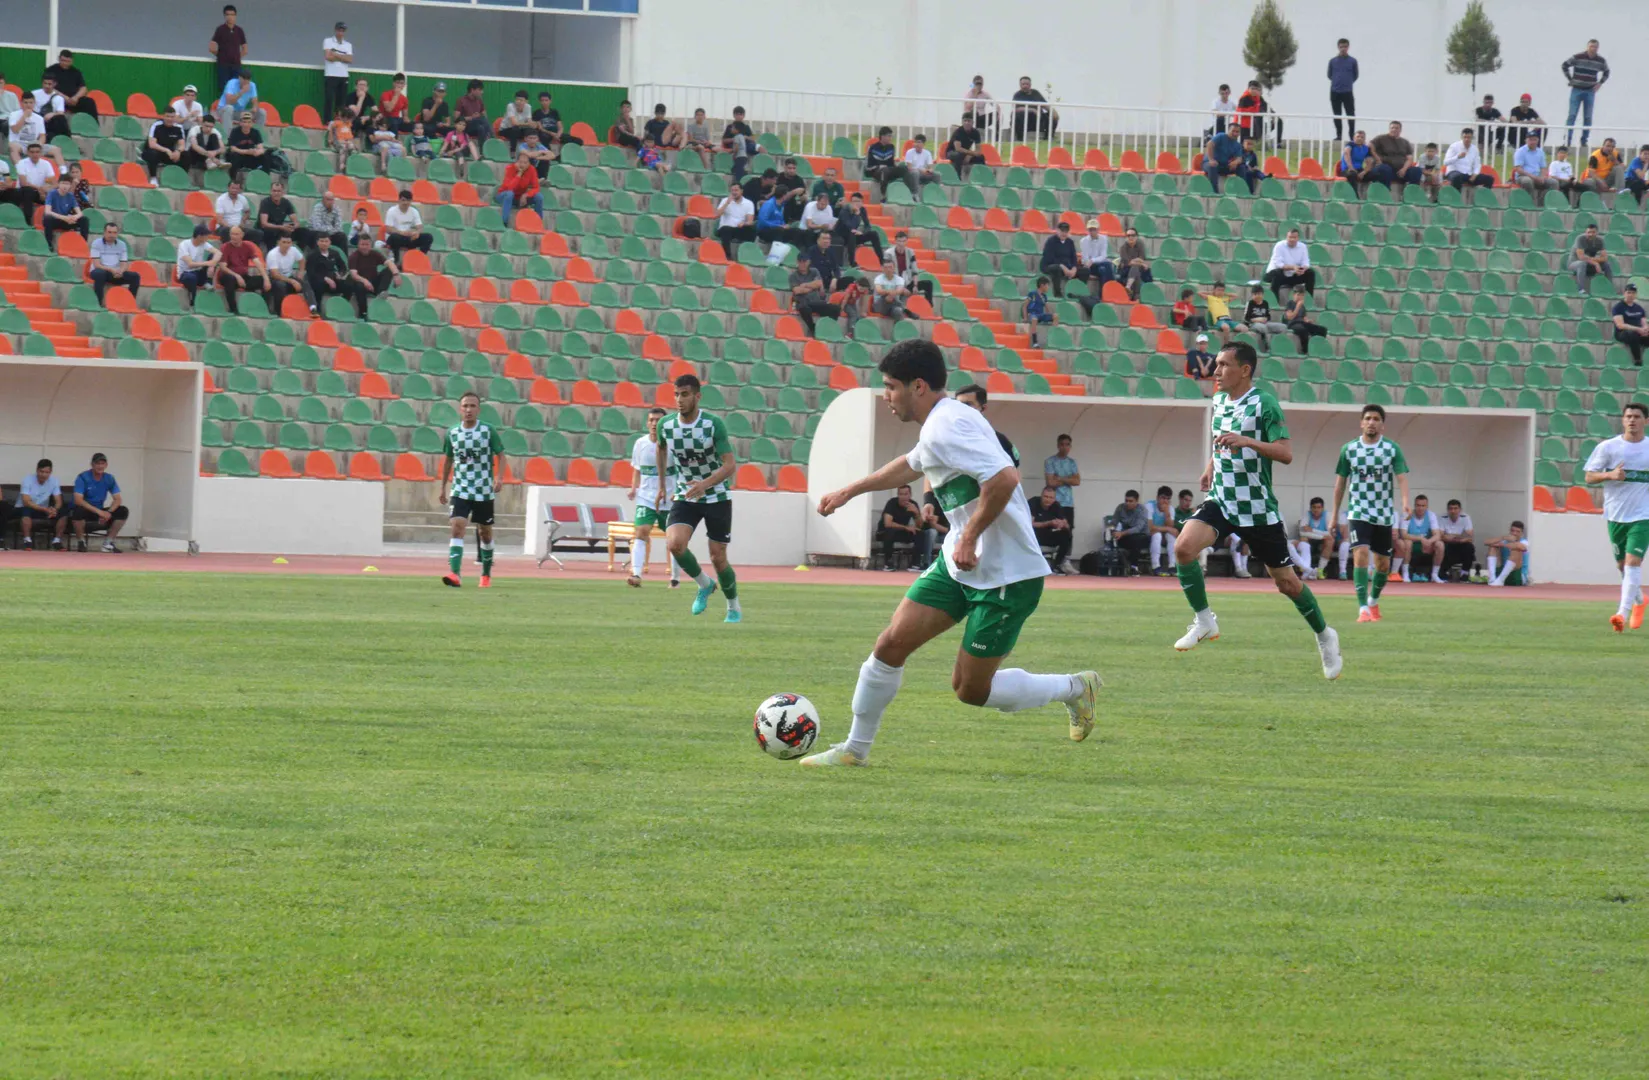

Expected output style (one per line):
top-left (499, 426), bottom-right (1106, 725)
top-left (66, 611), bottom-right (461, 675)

top-left (632, 81), bottom-right (1649, 186)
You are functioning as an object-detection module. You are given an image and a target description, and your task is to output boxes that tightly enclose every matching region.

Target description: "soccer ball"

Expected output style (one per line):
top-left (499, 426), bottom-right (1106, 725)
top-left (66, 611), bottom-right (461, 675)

top-left (753, 693), bottom-right (820, 759)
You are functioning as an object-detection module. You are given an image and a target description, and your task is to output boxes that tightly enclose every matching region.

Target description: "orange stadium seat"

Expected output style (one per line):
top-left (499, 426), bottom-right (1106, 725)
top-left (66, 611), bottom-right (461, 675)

top-left (1297, 158), bottom-right (1326, 179)
top-left (333, 345), bottom-right (365, 372)
top-left (450, 182), bottom-right (485, 207)
top-left (369, 177), bottom-right (399, 202)
top-left (566, 458), bottom-right (600, 486)
top-left (426, 274), bottom-right (460, 302)
top-left (411, 180), bottom-right (443, 205)
top-left (653, 383), bottom-right (677, 408)
top-left (291, 104), bottom-right (324, 129)
top-left (1156, 151), bottom-right (1185, 174)
top-left (358, 371), bottom-right (394, 398)
top-left (958, 346), bottom-right (989, 372)
top-left (696, 239), bottom-right (727, 265)
top-left (931, 323), bottom-right (961, 348)
top-left (564, 257), bottom-right (599, 283)
top-left (393, 453), bottom-right (432, 481)
top-left (514, 208), bottom-right (544, 234)
top-left (776, 465), bottom-right (807, 493)
top-left (348, 454), bottom-right (386, 481)
top-left (88, 89), bottom-right (115, 115)
top-left (131, 313), bottom-right (164, 340)
top-left (775, 316), bottom-right (806, 341)
top-left (1119, 150), bottom-right (1148, 172)
top-left (327, 176), bottom-right (358, 199)
top-left (259, 449), bottom-right (298, 478)
top-left (1010, 145), bottom-right (1041, 168)
top-left (642, 334), bottom-right (675, 361)
top-left (569, 121), bottom-right (598, 145)
top-left (550, 281), bottom-right (587, 307)
top-left (735, 464), bottom-right (772, 491)
top-left (259, 103), bottom-right (284, 127)
top-left (306, 320), bottom-right (340, 347)
top-left (1531, 486), bottom-right (1558, 513)
top-left (946, 206), bottom-right (978, 231)
top-left (723, 264), bottom-right (754, 290)
top-left (78, 161), bottom-right (109, 186)
top-left (467, 277), bottom-right (501, 304)
top-left (667, 360), bottom-right (696, 382)
top-left (509, 279), bottom-right (544, 306)
top-left (1154, 330), bottom-right (1183, 353)
top-left (524, 458), bottom-right (560, 485)
top-left (1046, 146), bottom-right (1074, 169)
top-left (802, 339), bottom-right (833, 367)
top-left (1083, 148), bottom-right (1113, 171)
top-left (116, 162), bottom-right (148, 187)
top-left (502, 352), bottom-right (535, 379)
top-left (571, 379), bottom-right (606, 405)
top-left (613, 309), bottom-right (645, 335)
top-left (828, 366), bottom-right (857, 390)
top-left (303, 450), bottom-right (341, 479)
top-left (477, 327), bottom-right (509, 354)
top-left (1565, 487), bottom-right (1601, 514)
top-left (613, 382), bottom-right (647, 408)
top-left (609, 460), bottom-right (635, 488)
top-left (280, 294), bottom-right (312, 320)
top-left (450, 302), bottom-right (483, 328)
top-left (156, 338), bottom-right (189, 362)
top-left (529, 378), bottom-right (563, 405)
top-left (750, 288), bottom-right (782, 315)
top-left (184, 190), bottom-right (216, 217)
top-left (1129, 305), bottom-right (1162, 329)
top-left (125, 92), bottom-right (158, 118)
top-left (539, 232), bottom-right (571, 257)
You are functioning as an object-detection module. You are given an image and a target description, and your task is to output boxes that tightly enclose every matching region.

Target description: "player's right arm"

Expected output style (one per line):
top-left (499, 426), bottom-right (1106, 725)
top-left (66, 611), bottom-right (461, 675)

top-left (817, 455), bottom-right (923, 517)
top-left (1584, 444), bottom-right (1624, 484)
top-left (1330, 474), bottom-right (1347, 523)
top-left (1198, 456), bottom-right (1214, 492)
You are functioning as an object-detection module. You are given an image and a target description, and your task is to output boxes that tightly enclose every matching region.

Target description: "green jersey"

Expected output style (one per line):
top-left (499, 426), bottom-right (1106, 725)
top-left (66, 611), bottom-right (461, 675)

top-left (1208, 386), bottom-right (1288, 527)
top-left (658, 409), bottom-right (733, 504)
top-left (443, 421), bottom-right (504, 500)
top-left (1335, 437), bottom-right (1408, 526)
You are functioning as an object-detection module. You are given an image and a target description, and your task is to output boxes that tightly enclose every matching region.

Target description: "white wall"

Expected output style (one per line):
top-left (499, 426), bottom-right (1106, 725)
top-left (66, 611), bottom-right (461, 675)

top-left (194, 476), bottom-right (384, 555)
top-left (634, 0), bottom-right (1643, 131)
top-left (524, 485), bottom-right (809, 566)
top-left (1529, 510), bottom-right (1619, 585)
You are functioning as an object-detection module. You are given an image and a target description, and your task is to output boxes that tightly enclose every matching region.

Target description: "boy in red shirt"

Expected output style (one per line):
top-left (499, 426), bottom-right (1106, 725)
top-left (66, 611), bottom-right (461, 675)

top-left (378, 73), bottom-right (409, 132)
top-left (495, 151), bottom-right (542, 226)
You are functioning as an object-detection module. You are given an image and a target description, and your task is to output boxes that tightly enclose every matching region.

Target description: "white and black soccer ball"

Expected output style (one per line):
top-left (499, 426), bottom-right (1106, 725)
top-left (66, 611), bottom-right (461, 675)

top-left (753, 693), bottom-right (821, 759)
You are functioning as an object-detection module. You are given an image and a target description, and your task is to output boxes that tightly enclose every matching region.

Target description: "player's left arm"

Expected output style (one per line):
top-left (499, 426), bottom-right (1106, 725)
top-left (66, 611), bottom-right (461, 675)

top-left (817, 455), bottom-right (923, 516)
top-left (953, 466), bottom-right (1021, 571)
top-left (686, 450), bottom-right (737, 501)
top-left (438, 433), bottom-right (454, 504)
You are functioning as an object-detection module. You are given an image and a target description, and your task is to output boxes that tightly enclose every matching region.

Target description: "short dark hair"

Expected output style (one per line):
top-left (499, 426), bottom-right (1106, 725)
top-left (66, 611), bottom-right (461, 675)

top-left (674, 373), bottom-right (702, 391)
top-left (954, 382), bottom-right (986, 404)
top-left (223, 4), bottom-right (236, 12)
top-left (468, 79), bottom-right (485, 92)
top-left (1337, 37), bottom-right (1350, 46)
top-left (784, 157), bottom-right (797, 167)
top-left (1178, 489), bottom-right (1193, 499)
top-left (878, 125), bottom-right (892, 136)
top-left (1310, 496), bottom-right (1324, 506)
top-left (515, 89), bottom-right (529, 100)
top-left (732, 105), bottom-right (745, 115)
top-left (879, 339), bottom-right (948, 392)
top-left (1125, 489), bottom-right (1140, 500)
top-left (1035, 276), bottom-right (1049, 287)
top-left (1362, 403), bottom-right (1386, 420)
top-left (1057, 434), bottom-right (1072, 443)
top-left (648, 406), bottom-right (666, 416)
top-left (36, 458), bottom-right (52, 470)
top-left (1157, 485), bottom-right (1173, 498)
top-left (1415, 494), bottom-right (1429, 502)
top-left (1625, 402), bottom-right (1649, 418)
top-left (459, 391), bottom-right (480, 403)
top-left (59, 49), bottom-right (73, 59)
top-left (653, 103), bottom-right (667, 114)
top-left (91, 453), bottom-right (107, 463)
top-left (398, 188), bottom-right (413, 200)
top-left (1218, 83), bottom-right (1230, 92)
top-left (1221, 341), bottom-right (1258, 373)
top-left (1447, 499), bottom-right (1461, 508)
top-left (1511, 520), bottom-right (1525, 531)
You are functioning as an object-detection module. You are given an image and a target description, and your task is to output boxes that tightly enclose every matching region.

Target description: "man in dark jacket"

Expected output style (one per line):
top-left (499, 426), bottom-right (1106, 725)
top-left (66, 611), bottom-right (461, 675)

top-left (1039, 220), bottom-right (1078, 298)
top-left (832, 192), bottom-right (883, 269)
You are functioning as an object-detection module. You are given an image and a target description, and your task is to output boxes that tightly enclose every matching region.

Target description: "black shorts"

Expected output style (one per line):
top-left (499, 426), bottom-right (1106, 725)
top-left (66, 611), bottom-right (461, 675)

top-left (450, 497), bottom-right (495, 526)
top-left (1350, 518), bottom-right (1394, 557)
top-left (16, 506), bottom-right (59, 522)
top-left (71, 504), bottom-right (129, 524)
top-left (667, 499), bottom-right (733, 544)
top-left (1192, 501), bottom-right (1295, 570)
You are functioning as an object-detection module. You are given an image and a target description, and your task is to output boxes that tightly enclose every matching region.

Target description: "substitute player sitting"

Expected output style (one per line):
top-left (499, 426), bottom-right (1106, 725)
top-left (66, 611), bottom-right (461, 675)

top-left (1171, 343), bottom-right (1342, 679)
top-left (626, 406), bottom-right (681, 589)
top-left (438, 390), bottom-right (503, 588)
top-left (805, 340), bottom-right (1099, 767)
top-left (657, 374), bottom-right (742, 622)
top-left (1330, 403), bottom-right (1409, 623)
top-left (1582, 401), bottom-right (1649, 631)
top-left (1484, 522), bottom-right (1529, 587)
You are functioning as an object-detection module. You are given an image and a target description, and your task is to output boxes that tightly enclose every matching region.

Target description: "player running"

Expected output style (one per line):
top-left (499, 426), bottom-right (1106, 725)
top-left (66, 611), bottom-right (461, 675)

top-left (438, 390), bottom-right (503, 588)
top-left (1329, 403), bottom-right (1410, 623)
top-left (1170, 343), bottom-right (1342, 679)
top-left (627, 407), bottom-right (682, 589)
top-left (803, 340), bottom-right (1100, 767)
top-left (657, 373), bottom-right (742, 623)
top-left (1583, 401), bottom-right (1649, 632)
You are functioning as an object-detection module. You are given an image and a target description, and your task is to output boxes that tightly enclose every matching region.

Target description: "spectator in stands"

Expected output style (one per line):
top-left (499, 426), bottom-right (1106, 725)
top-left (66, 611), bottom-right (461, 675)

top-left (643, 103), bottom-right (681, 156)
top-left (183, 114), bottom-right (225, 177)
top-left (263, 233), bottom-right (308, 314)
top-left (1401, 495), bottom-right (1444, 582)
top-left (257, 178), bottom-right (307, 250)
top-left (174, 223), bottom-right (219, 307)
top-left (1438, 498), bottom-right (1476, 579)
top-left (1484, 521), bottom-right (1528, 587)
top-left (1040, 220), bottom-right (1079, 298)
top-left (1174, 287), bottom-right (1207, 337)
top-left (773, 158), bottom-right (808, 224)
top-left (141, 109), bottom-right (186, 184)
top-left (608, 98), bottom-right (640, 150)
top-left (1579, 136), bottom-right (1619, 195)
top-left (383, 189), bottom-right (433, 258)
top-left (494, 152), bottom-right (542, 228)
top-left (1033, 487), bottom-right (1075, 574)
top-left (408, 121), bottom-right (434, 162)
top-left (14, 142), bottom-right (59, 203)
top-left (215, 225), bottom-right (265, 313)
top-left (1569, 223), bottom-right (1613, 295)
top-left (1612, 283), bottom-right (1647, 367)
top-left (0, 158), bottom-right (42, 226)
top-left (1111, 489), bottom-right (1150, 572)
top-left (1077, 218), bottom-right (1113, 295)
top-left (946, 116), bottom-right (985, 180)
top-left (1512, 132), bottom-right (1559, 202)
top-left (517, 131), bottom-right (553, 178)
top-left (368, 114), bottom-right (402, 170)
top-left (1148, 486), bottom-right (1180, 575)
top-left (1115, 226), bottom-right (1152, 301)
top-left (740, 166), bottom-right (775, 208)
top-left (1444, 129), bottom-right (1491, 198)
top-left (904, 133), bottom-right (937, 190)
top-left (209, 5), bottom-right (248, 92)
top-left (872, 253), bottom-right (910, 321)
top-left (1265, 227), bottom-right (1315, 303)
top-left (1043, 434), bottom-right (1079, 527)
top-left (1508, 93), bottom-right (1546, 146)
top-left (347, 233), bottom-right (399, 318)
top-left (1327, 38), bottom-right (1358, 141)
top-left (787, 250), bottom-right (840, 338)
top-left (754, 186), bottom-right (802, 248)
top-left (721, 106), bottom-right (756, 179)
top-left (1473, 94), bottom-right (1504, 152)
top-left (14, 458), bottom-right (66, 550)
top-left (0, 75), bottom-right (19, 158)
top-left (44, 50), bottom-right (96, 121)
top-left (833, 192), bottom-right (882, 267)
top-left (920, 491), bottom-right (948, 568)
top-left (811, 167), bottom-right (844, 207)
top-left (303, 190), bottom-right (345, 251)
top-left (1236, 80), bottom-right (1277, 147)
top-left (1208, 83), bottom-right (1235, 137)
top-left (1239, 135), bottom-right (1268, 183)
top-left (1285, 285), bottom-right (1325, 352)
top-left (531, 92), bottom-right (568, 157)
top-left (1023, 276), bottom-right (1055, 347)
top-left (888, 231), bottom-right (930, 305)
top-left (1547, 144), bottom-right (1577, 206)
top-left (416, 82), bottom-right (451, 139)
top-left (226, 112), bottom-right (267, 175)
top-left (1623, 145), bottom-right (1649, 206)
top-left (1368, 121), bottom-right (1420, 191)
top-left (327, 107), bottom-right (356, 169)
top-left (8, 99), bottom-right (58, 169)
top-left (810, 232), bottom-right (843, 294)
top-left (214, 73), bottom-right (263, 130)
top-left (1296, 496), bottom-right (1331, 579)
top-left (1244, 285), bottom-right (1289, 353)
top-left (1202, 125), bottom-right (1256, 195)
top-left (954, 383), bottom-right (1019, 464)
top-left (1200, 281), bottom-right (1238, 346)
top-left (305, 234), bottom-right (349, 315)
top-left (962, 75), bottom-right (998, 138)
top-left (213, 176), bottom-right (254, 244)
top-left (800, 190), bottom-right (836, 240)
top-left (877, 485), bottom-right (924, 570)
top-left (344, 77), bottom-right (376, 138)
top-left (1561, 39), bottom-right (1609, 148)
top-left (1338, 129), bottom-right (1374, 194)
top-left (454, 80), bottom-right (489, 148)
top-left (378, 74), bottom-right (409, 133)
top-left (320, 22), bottom-right (353, 124)
top-left (87, 222), bottom-right (138, 306)
top-left (1010, 76), bottom-right (1057, 140)
top-left (497, 90), bottom-right (534, 153)
top-left (713, 178), bottom-right (756, 259)
top-left (863, 127), bottom-right (911, 198)
top-left (682, 108), bottom-right (715, 169)
top-left (1415, 141), bottom-right (1443, 202)
top-left (70, 454), bottom-right (128, 552)
top-left (635, 134), bottom-right (668, 175)
top-left (67, 161), bottom-right (90, 209)
top-left (31, 74), bottom-right (69, 142)
top-left (40, 175), bottom-right (83, 251)
top-left (1185, 333), bottom-right (1217, 379)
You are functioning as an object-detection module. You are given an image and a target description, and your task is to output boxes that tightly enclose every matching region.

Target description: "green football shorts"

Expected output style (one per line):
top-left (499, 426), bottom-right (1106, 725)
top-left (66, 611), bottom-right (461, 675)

top-left (634, 506), bottom-right (667, 528)
top-left (905, 556), bottom-right (1044, 658)
top-left (1607, 519), bottom-right (1649, 563)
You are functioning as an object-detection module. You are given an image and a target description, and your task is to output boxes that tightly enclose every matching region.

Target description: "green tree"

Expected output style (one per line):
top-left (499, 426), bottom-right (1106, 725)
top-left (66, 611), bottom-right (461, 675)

top-left (1242, 0), bottom-right (1299, 91)
top-left (1445, 0), bottom-right (1502, 95)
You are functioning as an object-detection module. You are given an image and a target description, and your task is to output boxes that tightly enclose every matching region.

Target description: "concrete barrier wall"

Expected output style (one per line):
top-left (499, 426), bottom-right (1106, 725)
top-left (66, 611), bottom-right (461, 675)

top-left (523, 485), bottom-right (809, 566)
top-left (195, 477), bottom-right (385, 556)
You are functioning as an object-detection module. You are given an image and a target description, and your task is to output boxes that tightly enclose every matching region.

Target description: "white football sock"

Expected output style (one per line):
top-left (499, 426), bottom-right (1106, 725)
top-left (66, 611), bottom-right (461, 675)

top-left (1486, 554), bottom-right (1499, 581)
top-left (1291, 541), bottom-right (1310, 572)
top-left (1231, 548), bottom-right (1247, 574)
top-left (1149, 532), bottom-right (1165, 568)
top-left (1391, 557), bottom-right (1405, 579)
top-left (1491, 558), bottom-right (1515, 585)
top-left (984, 669), bottom-right (1082, 713)
top-left (728, 596), bottom-right (742, 614)
top-left (695, 570), bottom-right (715, 588)
top-left (1338, 541), bottom-right (1350, 574)
top-left (630, 536), bottom-right (647, 576)
top-left (1621, 564), bottom-right (1642, 616)
top-left (845, 654), bottom-right (903, 757)
top-left (670, 556), bottom-right (682, 581)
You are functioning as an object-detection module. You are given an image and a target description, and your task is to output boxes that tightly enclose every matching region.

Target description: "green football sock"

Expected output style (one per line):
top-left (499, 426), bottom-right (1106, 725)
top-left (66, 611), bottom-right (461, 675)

top-left (1353, 566), bottom-right (1369, 608)
top-left (1371, 570), bottom-right (1389, 600)
top-left (674, 548), bottom-right (702, 578)
top-left (1177, 560), bottom-right (1209, 614)
top-left (1293, 585), bottom-right (1328, 633)
top-left (448, 540), bottom-right (463, 575)
top-left (479, 541), bottom-right (493, 576)
top-left (717, 564), bottom-right (738, 601)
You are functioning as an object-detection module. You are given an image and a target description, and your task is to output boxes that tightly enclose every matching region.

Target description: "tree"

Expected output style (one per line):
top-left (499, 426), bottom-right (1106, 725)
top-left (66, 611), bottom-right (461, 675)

top-left (1445, 0), bottom-right (1502, 95)
top-left (1242, 0), bottom-right (1299, 91)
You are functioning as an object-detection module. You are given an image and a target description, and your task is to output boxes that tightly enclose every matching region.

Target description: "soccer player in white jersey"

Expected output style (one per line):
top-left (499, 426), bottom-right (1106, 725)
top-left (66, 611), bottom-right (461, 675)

top-left (626, 407), bottom-right (681, 589)
top-left (1583, 401), bottom-right (1649, 631)
top-left (802, 340), bottom-right (1100, 767)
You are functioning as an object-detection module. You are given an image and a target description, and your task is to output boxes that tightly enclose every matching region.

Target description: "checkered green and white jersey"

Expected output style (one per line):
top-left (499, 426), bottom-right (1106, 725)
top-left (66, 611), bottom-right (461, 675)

top-left (1207, 387), bottom-right (1289, 527)
top-left (658, 410), bottom-right (733, 504)
top-left (442, 421), bottom-right (505, 500)
top-left (1334, 437), bottom-right (1408, 526)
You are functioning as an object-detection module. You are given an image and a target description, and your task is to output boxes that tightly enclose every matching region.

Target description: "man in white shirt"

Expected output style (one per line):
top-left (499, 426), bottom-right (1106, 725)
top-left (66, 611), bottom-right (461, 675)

top-left (1547, 145), bottom-right (1577, 207)
top-left (87, 221), bottom-right (140, 305)
top-left (14, 141), bottom-right (59, 196)
top-left (170, 85), bottom-right (205, 137)
top-left (1583, 402), bottom-right (1649, 628)
top-left (712, 177), bottom-right (755, 260)
top-left (1076, 218), bottom-right (1113, 296)
top-left (9, 96), bottom-right (62, 168)
top-left (872, 253), bottom-right (909, 321)
top-left (383, 189), bottom-right (433, 257)
top-left (1444, 128), bottom-right (1492, 197)
top-left (799, 191), bottom-right (836, 235)
top-left (1209, 83), bottom-right (1236, 136)
top-left (213, 177), bottom-right (256, 244)
top-left (31, 76), bottom-right (70, 141)
top-left (174, 223), bottom-right (220, 307)
top-left (1436, 498), bottom-right (1476, 581)
top-left (0, 79), bottom-right (20, 155)
top-left (322, 22), bottom-right (353, 126)
top-left (263, 233), bottom-right (310, 314)
top-left (806, 338), bottom-right (1099, 766)
top-left (15, 458), bottom-right (68, 550)
top-left (1264, 227), bottom-right (1316, 303)
top-left (902, 133), bottom-right (937, 188)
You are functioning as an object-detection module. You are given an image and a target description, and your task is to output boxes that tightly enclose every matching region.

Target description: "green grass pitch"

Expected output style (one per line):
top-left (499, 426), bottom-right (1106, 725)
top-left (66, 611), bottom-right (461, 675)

top-left (3, 571), bottom-right (1645, 1078)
